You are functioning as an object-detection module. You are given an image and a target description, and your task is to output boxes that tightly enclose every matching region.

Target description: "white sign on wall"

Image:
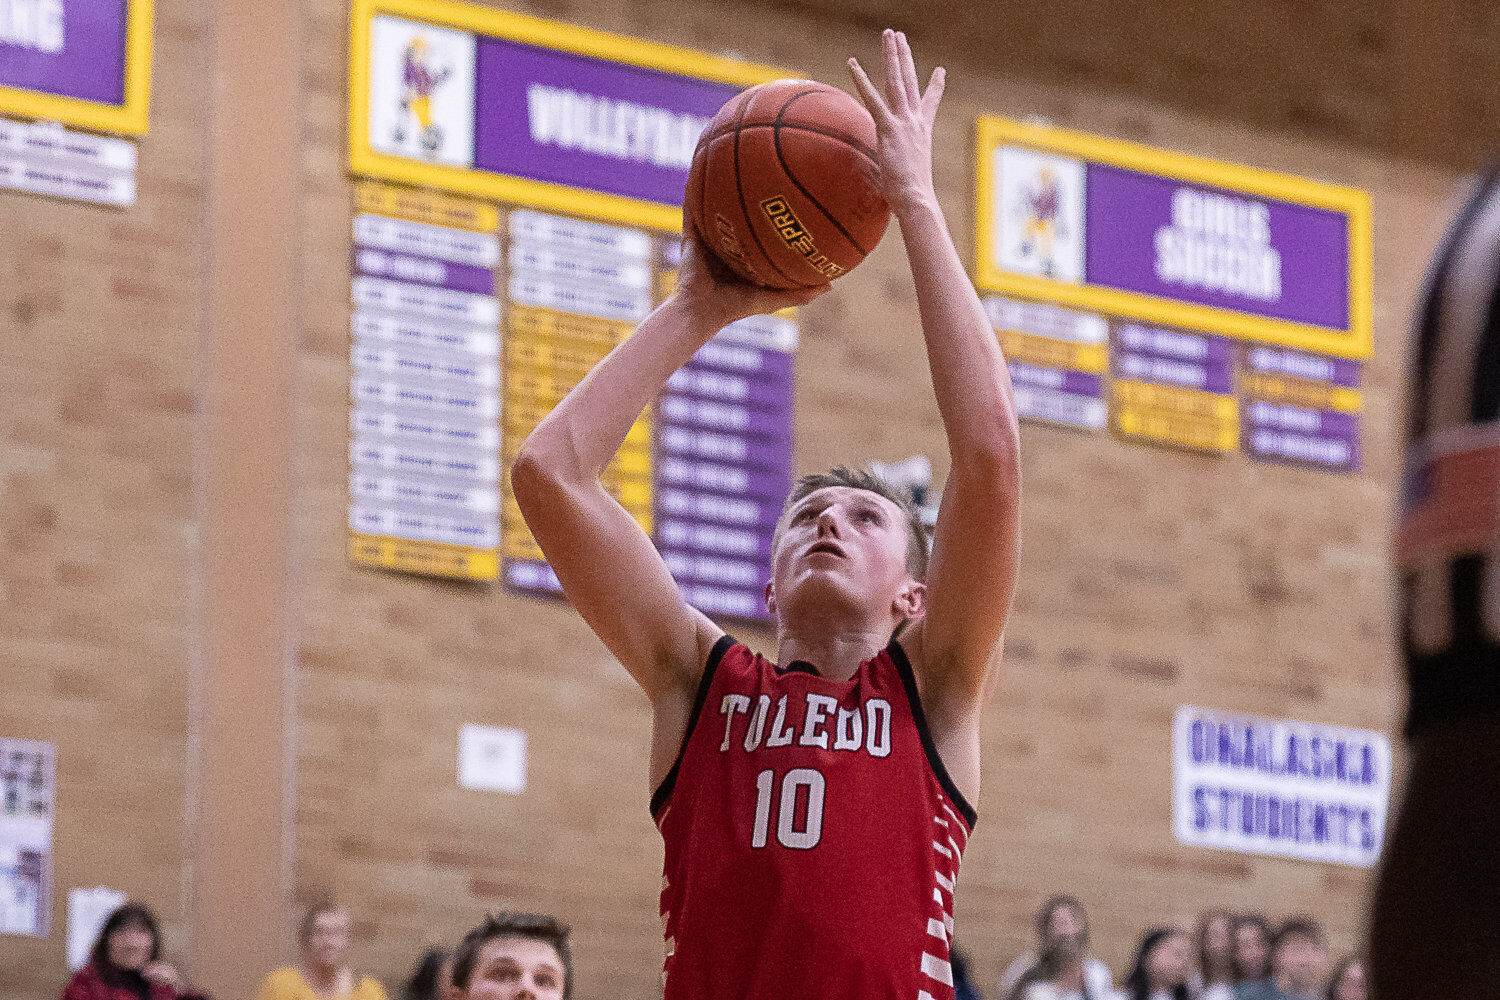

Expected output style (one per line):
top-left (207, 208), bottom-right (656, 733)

top-left (458, 723), bottom-right (527, 794)
top-left (1172, 705), bottom-right (1391, 868)
top-left (0, 737), bottom-right (55, 937)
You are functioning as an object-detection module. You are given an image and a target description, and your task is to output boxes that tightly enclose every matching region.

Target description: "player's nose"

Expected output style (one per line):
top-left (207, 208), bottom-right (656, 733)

top-left (816, 508), bottom-right (841, 536)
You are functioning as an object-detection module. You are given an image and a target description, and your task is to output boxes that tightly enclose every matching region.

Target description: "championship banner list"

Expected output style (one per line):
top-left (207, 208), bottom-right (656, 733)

top-left (346, 0), bottom-right (794, 621)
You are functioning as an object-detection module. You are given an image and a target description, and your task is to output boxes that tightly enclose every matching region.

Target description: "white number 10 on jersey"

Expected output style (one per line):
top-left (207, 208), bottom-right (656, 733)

top-left (752, 767), bottom-right (826, 849)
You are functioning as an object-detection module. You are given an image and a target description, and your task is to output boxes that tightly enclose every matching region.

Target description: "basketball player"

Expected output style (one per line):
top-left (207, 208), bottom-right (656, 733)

top-left (512, 29), bottom-right (1019, 1000)
top-left (1368, 166), bottom-right (1500, 997)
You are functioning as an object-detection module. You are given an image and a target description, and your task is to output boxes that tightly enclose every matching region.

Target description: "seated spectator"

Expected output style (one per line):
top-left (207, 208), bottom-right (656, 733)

top-left (1323, 956), bottom-right (1365, 1000)
top-left (451, 913), bottom-right (570, 1000)
top-left (399, 948), bottom-right (454, 1000)
top-left (1121, 927), bottom-right (1192, 1000)
top-left (1238, 918), bottom-right (1328, 1000)
top-left (999, 895), bottom-right (1113, 1000)
top-left (62, 902), bottom-right (207, 1000)
top-left (1231, 914), bottom-right (1273, 989)
top-left (1195, 909), bottom-right (1236, 1000)
top-left (257, 902), bottom-right (386, 1000)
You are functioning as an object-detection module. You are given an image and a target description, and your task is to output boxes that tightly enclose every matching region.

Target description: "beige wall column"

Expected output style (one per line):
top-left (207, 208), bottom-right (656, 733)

top-left (190, 0), bottom-right (302, 993)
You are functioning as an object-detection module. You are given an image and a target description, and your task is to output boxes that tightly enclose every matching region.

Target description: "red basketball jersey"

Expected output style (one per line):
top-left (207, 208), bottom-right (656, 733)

top-left (652, 635), bottom-right (976, 1000)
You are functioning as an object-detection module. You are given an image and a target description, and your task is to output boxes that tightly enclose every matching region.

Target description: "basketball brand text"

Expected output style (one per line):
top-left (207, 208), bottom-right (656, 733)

top-left (712, 213), bottom-right (762, 282)
top-left (760, 197), bottom-right (847, 279)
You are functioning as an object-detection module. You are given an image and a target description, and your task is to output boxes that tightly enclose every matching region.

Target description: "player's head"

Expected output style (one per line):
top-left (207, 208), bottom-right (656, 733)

top-left (452, 912), bottom-right (571, 1000)
top-left (767, 466), bottom-right (928, 633)
top-left (1036, 894), bottom-right (1089, 954)
top-left (1270, 917), bottom-right (1326, 996)
top-left (299, 901), bottom-right (351, 975)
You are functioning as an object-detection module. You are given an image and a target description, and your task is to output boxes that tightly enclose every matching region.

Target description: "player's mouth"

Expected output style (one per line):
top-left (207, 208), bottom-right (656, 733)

top-left (805, 540), bottom-right (846, 560)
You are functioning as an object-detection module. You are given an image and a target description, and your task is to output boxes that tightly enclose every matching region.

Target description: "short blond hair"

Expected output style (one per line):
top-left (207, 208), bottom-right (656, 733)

top-left (773, 466), bottom-right (928, 581)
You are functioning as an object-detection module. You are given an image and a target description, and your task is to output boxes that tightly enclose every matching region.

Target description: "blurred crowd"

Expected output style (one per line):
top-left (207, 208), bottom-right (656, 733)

top-left (965, 895), bottom-right (1363, 1000)
top-left (59, 901), bottom-right (570, 1000)
top-left (60, 894), bottom-right (1362, 1000)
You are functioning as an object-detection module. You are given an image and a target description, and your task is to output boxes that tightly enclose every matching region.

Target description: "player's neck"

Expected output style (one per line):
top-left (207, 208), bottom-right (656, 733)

top-left (776, 621), bottom-right (895, 682)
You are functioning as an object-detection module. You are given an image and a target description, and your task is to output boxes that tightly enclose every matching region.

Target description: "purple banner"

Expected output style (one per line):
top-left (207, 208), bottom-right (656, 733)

top-left (656, 455), bottom-right (789, 502)
top-left (1246, 345), bottom-right (1360, 388)
top-left (668, 364), bottom-right (792, 412)
top-left (1085, 165), bottom-right (1350, 331)
top-left (1115, 322), bottom-right (1235, 365)
top-left (1245, 424), bottom-right (1360, 473)
top-left (658, 425), bottom-right (791, 472)
top-left (1007, 362), bottom-right (1103, 398)
top-left (659, 393), bottom-right (790, 439)
top-left (1115, 351), bottom-right (1234, 394)
top-left (353, 248), bottom-right (495, 295)
top-left (657, 487), bottom-right (784, 530)
top-left (0, 0), bottom-right (128, 105)
top-left (473, 36), bottom-right (741, 207)
top-left (1245, 401), bottom-right (1358, 438)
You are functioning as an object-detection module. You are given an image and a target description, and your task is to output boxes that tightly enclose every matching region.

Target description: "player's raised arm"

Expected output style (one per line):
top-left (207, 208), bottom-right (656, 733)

top-left (511, 239), bottom-right (826, 698)
top-left (849, 32), bottom-right (1021, 713)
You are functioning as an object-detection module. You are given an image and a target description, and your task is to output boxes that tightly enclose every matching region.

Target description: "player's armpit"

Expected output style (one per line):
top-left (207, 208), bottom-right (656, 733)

top-left (510, 449), bottom-right (721, 699)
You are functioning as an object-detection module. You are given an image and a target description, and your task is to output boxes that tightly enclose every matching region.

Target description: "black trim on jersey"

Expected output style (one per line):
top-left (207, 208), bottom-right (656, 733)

top-left (887, 640), bottom-right (979, 830)
top-left (650, 633), bottom-right (736, 819)
top-left (776, 659), bottom-right (821, 676)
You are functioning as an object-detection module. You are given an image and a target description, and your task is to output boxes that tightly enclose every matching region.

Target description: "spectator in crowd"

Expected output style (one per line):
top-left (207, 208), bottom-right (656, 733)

top-left (1323, 957), bottom-right (1365, 1000)
top-left (451, 912), bottom-right (570, 1000)
top-left (399, 948), bottom-right (454, 1000)
top-left (62, 902), bottom-right (207, 1000)
top-left (257, 902), bottom-right (386, 1000)
top-left (997, 895), bottom-right (1113, 1000)
top-left (1238, 918), bottom-right (1328, 1000)
top-left (1231, 914), bottom-right (1273, 988)
top-left (1121, 927), bottom-right (1192, 1000)
top-left (1195, 909), bottom-right (1236, 1000)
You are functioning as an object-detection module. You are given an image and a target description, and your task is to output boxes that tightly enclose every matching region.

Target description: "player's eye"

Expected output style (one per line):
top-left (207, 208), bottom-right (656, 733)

top-left (856, 508), bottom-right (880, 523)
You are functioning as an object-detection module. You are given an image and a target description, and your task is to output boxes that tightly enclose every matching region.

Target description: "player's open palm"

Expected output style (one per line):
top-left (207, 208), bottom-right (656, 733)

top-left (848, 29), bottom-right (945, 214)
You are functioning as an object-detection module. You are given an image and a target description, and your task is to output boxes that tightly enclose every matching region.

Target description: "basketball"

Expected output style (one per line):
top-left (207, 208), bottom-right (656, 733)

top-left (685, 79), bottom-right (890, 289)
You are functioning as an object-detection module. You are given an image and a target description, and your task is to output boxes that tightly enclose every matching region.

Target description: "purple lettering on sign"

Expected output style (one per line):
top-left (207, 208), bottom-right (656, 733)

top-left (0, 0), bottom-right (128, 105)
top-left (1085, 165), bottom-right (1350, 331)
top-left (473, 36), bottom-right (741, 207)
top-left (352, 248), bottom-right (496, 295)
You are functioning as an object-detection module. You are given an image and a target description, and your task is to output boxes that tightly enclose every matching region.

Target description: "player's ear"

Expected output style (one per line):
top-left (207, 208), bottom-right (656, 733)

top-left (894, 580), bottom-right (926, 621)
top-left (765, 580), bottom-right (777, 616)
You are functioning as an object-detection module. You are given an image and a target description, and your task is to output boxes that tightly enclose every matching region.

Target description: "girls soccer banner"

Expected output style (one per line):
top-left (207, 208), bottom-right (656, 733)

top-left (1172, 706), bottom-right (1390, 868)
top-left (975, 117), bottom-right (1371, 472)
top-left (349, 0), bottom-right (782, 231)
top-left (0, 0), bottom-right (154, 134)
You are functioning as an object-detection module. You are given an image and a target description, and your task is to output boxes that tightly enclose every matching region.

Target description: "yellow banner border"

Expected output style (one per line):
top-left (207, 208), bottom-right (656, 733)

top-left (975, 116), bottom-right (1374, 360)
top-left (349, 0), bottom-right (791, 231)
top-left (0, 0), bottom-right (154, 135)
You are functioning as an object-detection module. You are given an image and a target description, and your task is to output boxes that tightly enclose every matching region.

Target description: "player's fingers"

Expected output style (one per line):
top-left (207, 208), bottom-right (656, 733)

top-left (922, 66), bottom-right (946, 118)
top-left (847, 58), bottom-right (889, 119)
top-left (896, 31), bottom-right (921, 106)
top-left (882, 29), bottom-right (906, 110)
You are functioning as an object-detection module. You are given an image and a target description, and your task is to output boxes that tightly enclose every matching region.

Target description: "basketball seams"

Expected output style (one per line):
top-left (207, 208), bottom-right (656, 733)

top-left (774, 89), bottom-right (874, 258)
top-left (730, 94), bottom-right (799, 287)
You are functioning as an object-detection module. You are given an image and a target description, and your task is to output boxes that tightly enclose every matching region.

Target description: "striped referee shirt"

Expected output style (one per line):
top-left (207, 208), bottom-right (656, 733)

top-left (1399, 163), bottom-right (1500, 731)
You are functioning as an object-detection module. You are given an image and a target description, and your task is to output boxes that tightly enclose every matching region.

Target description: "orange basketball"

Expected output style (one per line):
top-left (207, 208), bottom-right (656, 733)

top-left (685, 79), bottom-right (890, 289)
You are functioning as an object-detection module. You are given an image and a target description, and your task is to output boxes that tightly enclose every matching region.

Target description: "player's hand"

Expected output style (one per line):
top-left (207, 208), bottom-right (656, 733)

top-left (675, 230), bottom-right (829, 328)
top-left (848, 29), bottom-right (945, 216)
